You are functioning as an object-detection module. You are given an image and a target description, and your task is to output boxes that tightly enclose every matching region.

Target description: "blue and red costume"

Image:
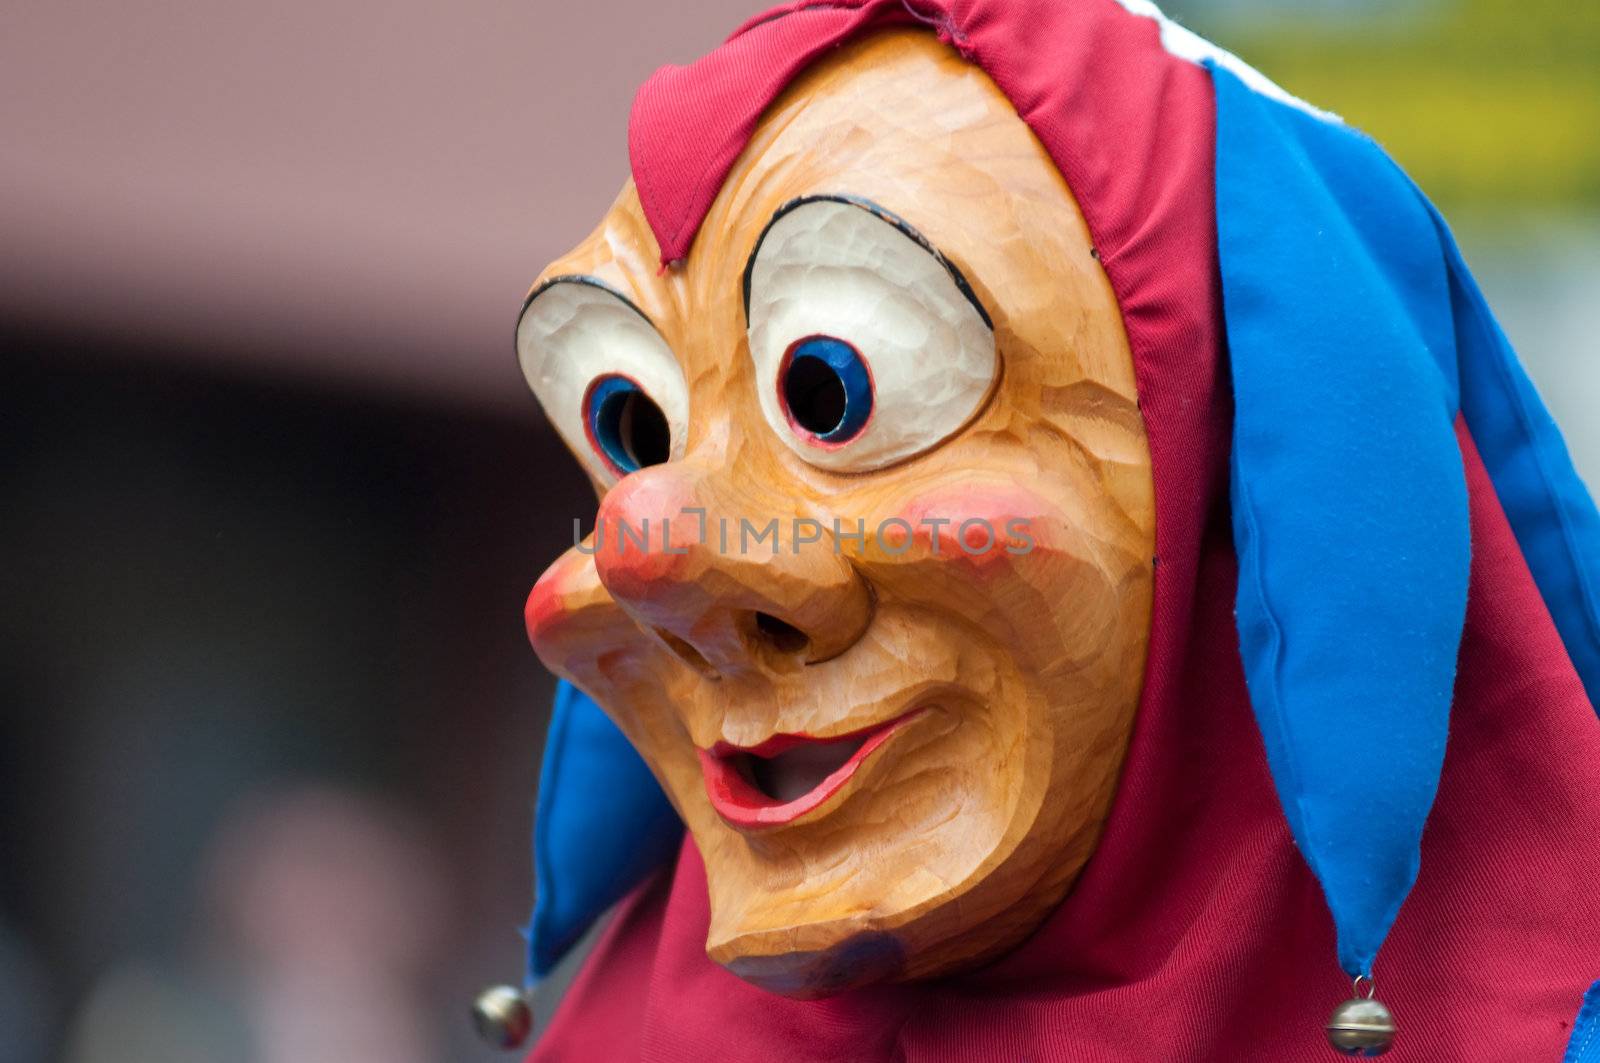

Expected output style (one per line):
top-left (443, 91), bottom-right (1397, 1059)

top-left (524, 2), bottom-right (1600, 1058)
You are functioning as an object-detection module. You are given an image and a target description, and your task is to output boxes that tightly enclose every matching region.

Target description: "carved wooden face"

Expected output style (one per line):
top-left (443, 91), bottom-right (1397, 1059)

top-left (520, 31), bottom-right (1154, 997)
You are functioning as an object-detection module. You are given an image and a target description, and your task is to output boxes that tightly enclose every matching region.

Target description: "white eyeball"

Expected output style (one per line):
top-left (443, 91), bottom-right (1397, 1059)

top-left (743, 196), bottom-right (997, 472)
top-left (516, 277), bottom-right (687, 485)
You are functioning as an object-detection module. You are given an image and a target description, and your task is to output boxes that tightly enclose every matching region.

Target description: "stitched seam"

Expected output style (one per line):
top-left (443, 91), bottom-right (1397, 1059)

top-left (1420, 194), bottom-right (1600, 672)
top-left (1231, 459), bottom-right (1332, 945)
top-left (1212, 76), bottom-right (1324, 934)
top-left (1466, 247), bottom-right (1600, 664)
top-left (900, 0), bottom-right (974, 57)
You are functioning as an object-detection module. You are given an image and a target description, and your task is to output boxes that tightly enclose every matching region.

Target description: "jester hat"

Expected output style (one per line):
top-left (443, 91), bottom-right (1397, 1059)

top-left (522, 1), bottom-right (1600, 1057)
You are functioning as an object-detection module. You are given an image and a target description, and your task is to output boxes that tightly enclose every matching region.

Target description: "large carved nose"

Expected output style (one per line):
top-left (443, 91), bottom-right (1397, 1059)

top-left (590, 464), bottom-right (873, 677)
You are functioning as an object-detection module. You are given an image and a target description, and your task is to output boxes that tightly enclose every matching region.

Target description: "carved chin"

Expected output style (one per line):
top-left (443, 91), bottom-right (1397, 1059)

top-left (718, 932), bottom-right (909, 999)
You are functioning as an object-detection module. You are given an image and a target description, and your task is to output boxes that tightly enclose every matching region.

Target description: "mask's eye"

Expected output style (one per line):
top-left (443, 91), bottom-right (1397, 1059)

top-left (744, 196), bottom-right (996, 472)
top-left (584, 374), bottom-right (671, 475)
top-left (517, 277), bottom-right (686, 486)
top-left (780, 336), bottom-right (873, 445)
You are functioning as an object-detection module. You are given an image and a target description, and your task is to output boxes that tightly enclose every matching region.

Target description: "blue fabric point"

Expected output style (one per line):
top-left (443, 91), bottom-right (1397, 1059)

top-left (527, 680), bottom-right (682, 980)
top-left (1213, 62), bottom-right (1471, 978)
top-left (1212, 57), bottom-right (1600, 980)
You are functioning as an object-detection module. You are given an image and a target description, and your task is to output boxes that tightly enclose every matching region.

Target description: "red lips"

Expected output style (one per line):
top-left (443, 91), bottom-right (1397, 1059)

top-left (698, 710), bottom-right (924, 829)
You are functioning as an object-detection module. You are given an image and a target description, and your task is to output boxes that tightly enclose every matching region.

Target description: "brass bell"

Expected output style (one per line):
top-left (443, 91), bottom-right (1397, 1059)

top-left (1325, 993), bottom-right (1396, 1057)
top-left (472, 984), bottom-right (534, 1050)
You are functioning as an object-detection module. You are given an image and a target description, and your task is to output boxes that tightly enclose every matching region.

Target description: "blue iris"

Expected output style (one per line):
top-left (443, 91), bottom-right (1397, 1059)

top-left (782, 336), bottom-right (873, 443)
top-left (585, 375), bottom-right (668, 474)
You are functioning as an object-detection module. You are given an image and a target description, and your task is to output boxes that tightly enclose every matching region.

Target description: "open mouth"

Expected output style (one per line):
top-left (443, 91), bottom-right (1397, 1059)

top-left (698, 710), bottom-right (924, 830)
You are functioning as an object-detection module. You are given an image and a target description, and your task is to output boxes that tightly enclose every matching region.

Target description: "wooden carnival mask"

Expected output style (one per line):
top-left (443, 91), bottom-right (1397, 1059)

top-left (520, 32), bottom-right (1155, 996)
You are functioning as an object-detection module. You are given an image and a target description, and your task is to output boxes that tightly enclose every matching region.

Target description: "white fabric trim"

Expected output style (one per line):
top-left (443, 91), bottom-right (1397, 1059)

top-left (1110, 0), bottom-right (1342, 124)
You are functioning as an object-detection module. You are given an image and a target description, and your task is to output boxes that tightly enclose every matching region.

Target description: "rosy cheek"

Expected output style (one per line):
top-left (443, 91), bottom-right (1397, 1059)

top-left (896, 482), bottom-right (1068, 577)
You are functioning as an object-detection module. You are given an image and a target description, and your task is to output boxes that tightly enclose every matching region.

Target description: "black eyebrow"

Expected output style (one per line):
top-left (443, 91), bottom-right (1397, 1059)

top-left (740, 193), bottom-right (993, 331)
top-left (516, 274), bottom-right (655, 339)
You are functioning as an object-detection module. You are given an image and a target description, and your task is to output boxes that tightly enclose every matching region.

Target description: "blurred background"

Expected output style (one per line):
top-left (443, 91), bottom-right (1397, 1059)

top-left (1, 0), bottom-right (1594, 1059)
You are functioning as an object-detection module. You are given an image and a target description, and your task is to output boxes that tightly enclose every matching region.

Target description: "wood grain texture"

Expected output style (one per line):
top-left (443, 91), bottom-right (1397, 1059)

top-left (520, 31), bottom-right (1155, 997)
